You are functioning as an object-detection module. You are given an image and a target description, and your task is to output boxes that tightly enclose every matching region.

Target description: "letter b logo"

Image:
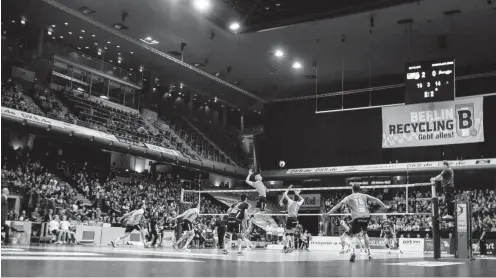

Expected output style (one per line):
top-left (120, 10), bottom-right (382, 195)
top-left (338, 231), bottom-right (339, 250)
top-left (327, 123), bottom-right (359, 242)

top-left (455, 103), bottom-right (476, 137)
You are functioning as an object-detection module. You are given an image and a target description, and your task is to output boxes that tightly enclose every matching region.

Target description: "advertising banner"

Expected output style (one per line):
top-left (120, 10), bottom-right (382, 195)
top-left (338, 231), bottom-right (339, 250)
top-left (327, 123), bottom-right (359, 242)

top-left (399, 238), bottom-right (425, 252)
top-left (277, 193), bottom-right (321, 209)
top-left (309, 236), bottom-right (342, 251)
top-left (424, 239), bottom-right (451, 254)
top-left (382, 97), bottom-right (484, 148)
top-left (472, 239), bottom-right (496, 255)
top-left (1, 107), bottom-right (117, 141)
top-left (144, 143), bottom-right (182, 157)
top-left (346, 176), bottom-right (395, 187)
top-left (284, 159), bottom-right (494, 175)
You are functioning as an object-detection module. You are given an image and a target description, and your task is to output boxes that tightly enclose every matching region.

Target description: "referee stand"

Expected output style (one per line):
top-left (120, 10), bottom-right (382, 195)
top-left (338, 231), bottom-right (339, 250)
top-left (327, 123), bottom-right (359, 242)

top-left (432, 182), bottom-right (474, 260)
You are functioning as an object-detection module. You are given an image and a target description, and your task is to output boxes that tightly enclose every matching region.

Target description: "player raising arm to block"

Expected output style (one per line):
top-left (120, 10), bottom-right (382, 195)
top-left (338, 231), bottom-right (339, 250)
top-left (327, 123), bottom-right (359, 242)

top-left (325, 184), bottom-right (389, 262)
top-left (280, 186), bottom-right (304, 253)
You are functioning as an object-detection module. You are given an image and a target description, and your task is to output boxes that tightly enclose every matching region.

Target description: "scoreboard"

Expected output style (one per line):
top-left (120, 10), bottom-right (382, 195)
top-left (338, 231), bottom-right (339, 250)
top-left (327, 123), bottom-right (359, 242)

top-left (404, 59), bottom-right (455, 104)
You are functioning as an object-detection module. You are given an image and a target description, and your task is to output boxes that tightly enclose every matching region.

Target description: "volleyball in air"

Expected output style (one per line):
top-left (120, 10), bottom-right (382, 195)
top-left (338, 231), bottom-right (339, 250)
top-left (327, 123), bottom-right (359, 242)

top-left (279, 160), bottom-right (286, 168)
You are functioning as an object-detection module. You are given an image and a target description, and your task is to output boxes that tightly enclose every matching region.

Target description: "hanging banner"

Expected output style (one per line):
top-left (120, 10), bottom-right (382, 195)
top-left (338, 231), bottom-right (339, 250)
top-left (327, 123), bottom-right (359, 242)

top-left (382, 97), bottom-right (484, 148)
top-left (277, 193), bottom-right (321, 209)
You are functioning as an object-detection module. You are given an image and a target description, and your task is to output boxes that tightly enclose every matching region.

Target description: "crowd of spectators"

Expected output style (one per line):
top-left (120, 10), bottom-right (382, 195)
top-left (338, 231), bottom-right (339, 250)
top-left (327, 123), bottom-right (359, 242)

top-left (1, 80), bottom-right (44, 116)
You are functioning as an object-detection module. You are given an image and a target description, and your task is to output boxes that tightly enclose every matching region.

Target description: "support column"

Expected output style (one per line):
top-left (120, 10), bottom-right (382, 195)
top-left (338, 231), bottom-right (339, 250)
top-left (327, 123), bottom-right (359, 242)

top-left (37, 27), bottom-right (44, 58)
top-left (240, 113), bottom-right (245, 130)
top-left (222, 106), bottom-right (227, 127)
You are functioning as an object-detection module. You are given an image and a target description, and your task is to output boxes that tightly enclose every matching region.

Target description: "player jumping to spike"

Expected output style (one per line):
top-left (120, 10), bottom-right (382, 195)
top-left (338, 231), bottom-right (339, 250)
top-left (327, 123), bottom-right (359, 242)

top-left (245, 169), bottom-right (268, 214)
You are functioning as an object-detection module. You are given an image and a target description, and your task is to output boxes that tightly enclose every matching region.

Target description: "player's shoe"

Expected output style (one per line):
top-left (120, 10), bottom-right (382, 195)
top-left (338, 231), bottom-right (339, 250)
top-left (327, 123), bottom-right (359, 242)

top-left (368, 254), bottom-right (373, 260)
top-left (111, 241), bottom-right (116, 248)
top-left (350, 253), bottom-right (356, 263)
top-left (223, 249), bottom-right (229, 255)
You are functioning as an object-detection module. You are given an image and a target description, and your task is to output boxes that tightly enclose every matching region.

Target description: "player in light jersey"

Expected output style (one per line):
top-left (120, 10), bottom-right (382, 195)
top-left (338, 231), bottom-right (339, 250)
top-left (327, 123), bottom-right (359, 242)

top-left (280, 187), bottom-right (304, 253)
top-left (174, 203), bottom-right (200, 252)
top-left (326, 184), bottom-right (389, 262)
top-left (339, 215), bottom-right (352, 254)
top-left (240, 214), bottom-right (256, 253)
top-left (245, 169), bottom-right (267, 213)
top-left (111, 202), bottom-right (147, 247)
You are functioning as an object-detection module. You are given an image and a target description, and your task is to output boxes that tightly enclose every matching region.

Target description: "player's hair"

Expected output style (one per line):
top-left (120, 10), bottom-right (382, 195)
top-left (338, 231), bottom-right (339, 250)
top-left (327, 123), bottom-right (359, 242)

top-left (352, 184), bottom-right (361, 193)
top-left (443, 160), bottom-right (449, 167)
top-left (240, 194), bottom-right (247, 201)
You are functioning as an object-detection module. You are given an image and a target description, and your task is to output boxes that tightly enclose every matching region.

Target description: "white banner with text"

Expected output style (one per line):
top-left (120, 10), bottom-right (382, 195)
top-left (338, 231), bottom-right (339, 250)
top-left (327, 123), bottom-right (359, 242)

top-left (382, 97), bottom-right (484, 148)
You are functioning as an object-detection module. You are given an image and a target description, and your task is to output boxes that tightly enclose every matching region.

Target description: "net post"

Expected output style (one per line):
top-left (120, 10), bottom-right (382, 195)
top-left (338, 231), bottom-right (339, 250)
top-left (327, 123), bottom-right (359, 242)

top-left (431, 182), bottom-right (441, 259)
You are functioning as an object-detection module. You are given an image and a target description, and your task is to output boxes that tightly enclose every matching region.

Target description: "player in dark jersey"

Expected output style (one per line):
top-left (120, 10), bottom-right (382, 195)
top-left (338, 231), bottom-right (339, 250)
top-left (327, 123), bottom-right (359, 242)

top-left (326, 184), bottom-right (389, 262)
top-left (431, 161), bottom-right (455, 220)
top-left (223, 194), bottom-right (251, 255)
top-left (380, 215), bottom-right (401, 254)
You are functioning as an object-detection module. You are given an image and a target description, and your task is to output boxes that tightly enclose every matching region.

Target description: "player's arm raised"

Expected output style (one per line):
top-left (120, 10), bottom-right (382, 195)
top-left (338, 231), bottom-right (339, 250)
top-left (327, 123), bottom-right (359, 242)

top-left (366, 195), bottom-right (390, 210)
top-left (294, 189), bottom-right (304, 205)
top-left (327, 197), bottom-right (347, 215)
top-left (245, 169), bottom-right (255, 187)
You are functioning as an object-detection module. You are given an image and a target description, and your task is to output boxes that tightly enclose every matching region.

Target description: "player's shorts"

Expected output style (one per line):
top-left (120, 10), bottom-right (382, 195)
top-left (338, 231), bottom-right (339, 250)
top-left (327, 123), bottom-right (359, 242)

top-left (350, 217), bottom-right (370, 235)
top-left (181, 220), bottom-right (193, 232)
top-left (226, 218), bottom-right (242, 234)
top-left (383, 231), bottom-right (394, 239)
top-left (286, 217), bottom-right (298, 230)
top-left (256, 196), bottom-right (267, 211)
top-left (278, 236), bottom-right (283, 242)
top-left (124, 225), bottom-right (142, 233)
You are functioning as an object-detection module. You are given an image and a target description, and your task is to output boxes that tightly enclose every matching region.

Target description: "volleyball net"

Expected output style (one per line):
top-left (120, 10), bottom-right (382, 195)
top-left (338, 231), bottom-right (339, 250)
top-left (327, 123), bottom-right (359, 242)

top-left (180, 182), bottom-right (436, 223)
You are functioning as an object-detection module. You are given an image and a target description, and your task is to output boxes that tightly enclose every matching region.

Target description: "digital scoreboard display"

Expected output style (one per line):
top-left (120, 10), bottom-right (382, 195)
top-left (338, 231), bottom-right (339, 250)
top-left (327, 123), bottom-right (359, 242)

top-left (405, 59), bottom-right (455, 104)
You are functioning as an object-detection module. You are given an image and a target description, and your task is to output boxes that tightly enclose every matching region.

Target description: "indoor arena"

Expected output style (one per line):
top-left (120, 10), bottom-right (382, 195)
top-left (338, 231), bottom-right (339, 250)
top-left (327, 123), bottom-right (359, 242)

top-left (1, 0), bottom-right (496, 277)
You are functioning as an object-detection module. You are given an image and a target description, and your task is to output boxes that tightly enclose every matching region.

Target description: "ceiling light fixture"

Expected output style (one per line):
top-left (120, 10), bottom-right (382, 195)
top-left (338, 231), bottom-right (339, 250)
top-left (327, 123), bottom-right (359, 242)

top-left (59, 36), bottom-right (64, 39)
top-left (229, 22), bottom-right (241, 32)
top-left (140, 37), bottom-right (159, 45)
top-left (92, 34), bottom-right (96, 37)
top-left (47, 28), bottom-right (53, 35)
top-left (64, 22), bottom-right (68, 26)
top-left (94, 42), bottom-right (98, 45)
top-left (81, 29), bottom-right (85, 33)
top-left (292, 61), bottom-right (303, 69)
top-left (130, 51), bottom-right (134, 54)
top-left (52, 37), bottom-right (56, 40)
top-left (193, 0), bottom-right (211, 12)
top-left (68, 32), bottom-right (72, 35)
top-left (51, 24), bottom-right (56, 28)
top-left (79, 36), bottom-right (83, 39)
top-left (107, 41), bottom-right (111, 44)
top-left (274, 49), bottom-right (284, 57)
top-left (20, 17), bottom-right (26, 25)
top-left (117, 45), bottom-right (120, 48)
top-left (98, 49), bottom-right (102, 55)
top-left (85, 46), bottom-right (89, 49)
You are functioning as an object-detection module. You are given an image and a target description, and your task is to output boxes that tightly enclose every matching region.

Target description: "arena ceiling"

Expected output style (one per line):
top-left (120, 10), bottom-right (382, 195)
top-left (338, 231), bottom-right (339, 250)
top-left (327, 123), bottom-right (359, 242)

top-left (5, 0), bottom-right (496, 110)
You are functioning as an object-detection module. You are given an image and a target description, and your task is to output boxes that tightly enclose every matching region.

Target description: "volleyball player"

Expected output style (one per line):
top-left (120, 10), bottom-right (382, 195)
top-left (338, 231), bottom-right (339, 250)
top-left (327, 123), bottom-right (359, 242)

top-left (326, 184), bottom-right (389, 262)
top-left (240, 214), bottom-right (256, 252)
top-left (431, 160), bottom-right (455, 220)
top-left (340, 214), bottom-right (365, 254)
top-left (380, 215), bottom-right (402, 254)
top-left (245, 169), bottom-right (267, 213)
top-left (173, 203), bottom-right (200, 252)
top-left (223, 194), bottom-right (251, 255)
top-left (339, 215), bottom-right (352, 254)
top-left (111, 202), bottom-right (147, 248)
top-left (280, 187), bottom-right (304, 253)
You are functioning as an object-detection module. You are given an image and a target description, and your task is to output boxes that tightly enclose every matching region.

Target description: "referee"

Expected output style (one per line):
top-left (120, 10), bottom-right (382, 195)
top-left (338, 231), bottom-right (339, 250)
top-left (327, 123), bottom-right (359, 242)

top-left (431, 161), bottom-right (455, 220)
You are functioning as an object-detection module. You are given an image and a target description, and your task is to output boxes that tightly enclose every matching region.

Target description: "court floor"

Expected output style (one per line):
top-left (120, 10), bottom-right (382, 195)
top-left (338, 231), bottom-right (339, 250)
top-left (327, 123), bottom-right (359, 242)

top-left (1, 245), bottom-right (495, 277)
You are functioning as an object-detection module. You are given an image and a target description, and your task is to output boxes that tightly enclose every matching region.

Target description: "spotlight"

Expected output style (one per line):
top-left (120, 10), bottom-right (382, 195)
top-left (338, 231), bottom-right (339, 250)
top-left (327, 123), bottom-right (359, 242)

top-left (46, 125), bottom-right (51, 131)
top-left (47, 28), bottom-right (53, 35)
top-left (90, 136), bottom-right (95, 142)
top-left (274, 49), bottom-right (284, 58)
top-left (69, 131), bottom-right (74, 137)
top-left (229, 22), bottom-right (240, 32)
top-left (193, 0), bottom-right (211, 12)
top-left (64, 22), bottom-right (68, 26)
top-left (291, 61), bottom-right (303, 69)
top-left (20, 17), bottom-right (26, 25)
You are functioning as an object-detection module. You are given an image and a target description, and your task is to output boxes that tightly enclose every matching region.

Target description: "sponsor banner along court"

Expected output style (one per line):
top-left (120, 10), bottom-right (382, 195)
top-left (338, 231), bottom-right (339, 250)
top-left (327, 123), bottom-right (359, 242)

top-left (382, 97), bottom-right (484, 148)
